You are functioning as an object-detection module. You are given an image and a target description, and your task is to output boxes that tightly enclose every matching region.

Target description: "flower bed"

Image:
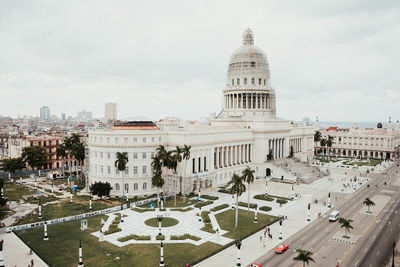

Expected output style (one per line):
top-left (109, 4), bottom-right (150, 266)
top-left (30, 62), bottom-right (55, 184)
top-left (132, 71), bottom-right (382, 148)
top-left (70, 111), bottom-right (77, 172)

top-left (170, 234), bottom-right (201, 241)
top-left (254, 194), bottom-right (274, 201)
top-left (194, 201), bottom-right (213, 208)
top-left (210, 204), bottom-right (229, 212)
top-left (117, 234), bottom-right (151, 242)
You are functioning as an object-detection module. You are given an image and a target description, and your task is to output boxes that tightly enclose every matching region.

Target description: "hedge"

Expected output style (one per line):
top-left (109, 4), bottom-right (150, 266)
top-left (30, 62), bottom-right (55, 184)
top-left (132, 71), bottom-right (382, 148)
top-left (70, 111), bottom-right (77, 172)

top-left (117, 234), bottom-right (151, 242)
top-left (156, 235), bottom-right (165, 240)
top-left (200, 211), bottom-right (216, 233)
top-left (276, 199), bottom-right (288, 204)
top-left (194, 200), bottom-right (213, 208)
top-left (217, 189), bottom-right (231, 194)
top-left (170, 234), bottom-right (201, 241)
top-left (210, 204), bottom-right (229, 212)
top-left (238, 201), bottom-right (257, 209)
top-left (259, 206), bottom-right (272, 212)
top-left (131, 207), bottom-right (155, 213)
top-left (254, 194), bottom-right (274, 201)
top-left (200, 195), bottom-right (219, 200)
top-left (170, 207), bottom-right (194, 212)
top-left (104, 224), bottom-right (121, 235)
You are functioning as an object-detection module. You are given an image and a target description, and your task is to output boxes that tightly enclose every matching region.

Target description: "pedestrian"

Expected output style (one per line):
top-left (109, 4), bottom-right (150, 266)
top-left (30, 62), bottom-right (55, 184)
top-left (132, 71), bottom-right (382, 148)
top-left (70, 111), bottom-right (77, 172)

top-left (259, 235), bottom-right (262, 242)
top-left (263, 238), bottom-right (266, 248)
top-left (31, 259), bottom-right (34, 266)
top-left (267, 227), bottom-right (270, 234)
top-left (29, 249), bottom-right (32, 255)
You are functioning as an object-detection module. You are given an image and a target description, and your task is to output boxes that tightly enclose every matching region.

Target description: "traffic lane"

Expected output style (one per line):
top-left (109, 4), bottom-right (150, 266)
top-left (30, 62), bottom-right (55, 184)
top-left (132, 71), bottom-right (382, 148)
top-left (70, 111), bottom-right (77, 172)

top-left (310, 239), bottom-right (349, 267)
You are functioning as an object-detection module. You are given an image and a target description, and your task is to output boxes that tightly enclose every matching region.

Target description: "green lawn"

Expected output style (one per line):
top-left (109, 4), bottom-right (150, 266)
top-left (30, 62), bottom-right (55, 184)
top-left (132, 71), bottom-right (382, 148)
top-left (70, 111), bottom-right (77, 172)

top-left (215, 209), bottom-right (279, 240)
top-left (4, 182), bottom-right (35, 201)
top-left (144, 217), bottom-right (179, 227)
top-left (17, 215), bottom-right (221, 266)
top-left (140, 196), bottom-right (197, 208)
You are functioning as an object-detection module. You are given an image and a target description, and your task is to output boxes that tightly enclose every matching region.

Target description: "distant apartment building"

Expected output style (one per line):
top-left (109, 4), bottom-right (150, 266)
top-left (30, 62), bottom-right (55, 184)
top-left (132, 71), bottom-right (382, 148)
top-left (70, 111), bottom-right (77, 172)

top-left (316, 121), bottom-right (400, 160)
top-left (40, 106), bottom-right (51, 120)
top-left (105, 103), bottom-right (117, 121)
top-left (77, 109), bottom-right (93, 121)
top-left (61, 113), bottom-right (66, 120)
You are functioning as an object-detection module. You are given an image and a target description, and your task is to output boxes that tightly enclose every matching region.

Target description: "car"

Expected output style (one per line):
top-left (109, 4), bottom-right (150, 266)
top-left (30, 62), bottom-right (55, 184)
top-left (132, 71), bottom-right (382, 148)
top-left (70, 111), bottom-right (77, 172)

top-left (274, 243), bottom-right (289, 254)
top-left (329, 210), bottom-right (340, 222)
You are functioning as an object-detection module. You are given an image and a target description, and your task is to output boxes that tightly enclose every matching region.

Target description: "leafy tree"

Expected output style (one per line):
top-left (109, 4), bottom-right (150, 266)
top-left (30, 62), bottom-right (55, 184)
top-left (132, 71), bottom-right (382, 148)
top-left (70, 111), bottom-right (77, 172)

top-left (242, 166), bottom-right (255, 212)
top-left (363, 197), bottom-right (375, 213)
top-left (314, 131), bottom-right (321, 142)
top-left (289, 146), bottom-right (294, 158)
top-left (71, 142), bottom-right (85, 185)
top-left (293, 249), bottom-right (315, 267)
top-left (267, 149), bottom-right (273, 160)
top-left (89, 182), bottom-right (111, 199)
top-left (228, 173), bottom-right (246, 229)
top-left (115, 152), bottom-right (129, 199)
top-left (2, 157), bottom-right (25, 176)
top-left (56, 143), bottom-right (67, 178)
top-left (320, 138), bottom-right (327, 147)
top-left (326, 135), bottom-right (334, 158)
top-left (339, 217), bottom-right (353, 238)
top-left (63, 136), bottom-right (74, 175)
top-left (0, 179), bottom-right (7, 206)
top-left (21, 146), bottom-right (48, 171)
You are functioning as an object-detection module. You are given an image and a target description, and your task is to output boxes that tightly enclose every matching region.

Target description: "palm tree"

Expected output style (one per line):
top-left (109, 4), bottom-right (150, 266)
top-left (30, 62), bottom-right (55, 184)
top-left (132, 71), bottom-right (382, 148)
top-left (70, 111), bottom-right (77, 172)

top-left (326, 135), bottom-right (334, 159)
top-left (151, 170), bottom-right (164, 208)
top-left (172, 146), bottom-right (183, 205)
top-left (242, 166), bottom-right (255, 212)
top-left (115, 152), bottom-right (129, 200)
top-left (293, 249), bottom-right (315, 267)
top-left (339, 217), bottom-right (354, 238)
top-left (151, 155), bottom-right (162, 207)
top-left (71, 142), bottom-right (85, 186)
top-left (181, 145), bottom-right (191, 202)
top-left (56, 143), bottom-right (67, 178)
top-left (63, 137), bottom-right (74, 176)
top-left (363, 198), bottom-right (375, 213)
top-left (228, 173), bottom-right (246, 229)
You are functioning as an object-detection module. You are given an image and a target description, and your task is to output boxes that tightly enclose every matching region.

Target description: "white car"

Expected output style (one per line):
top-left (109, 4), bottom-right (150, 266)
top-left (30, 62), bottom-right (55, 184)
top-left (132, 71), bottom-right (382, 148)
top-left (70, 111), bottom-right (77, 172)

top-left (329, 210), bottom-right (339, 222)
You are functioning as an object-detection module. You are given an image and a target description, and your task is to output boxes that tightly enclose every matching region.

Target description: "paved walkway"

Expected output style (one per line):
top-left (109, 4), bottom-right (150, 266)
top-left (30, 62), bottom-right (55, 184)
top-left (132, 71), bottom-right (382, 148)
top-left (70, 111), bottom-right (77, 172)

top-left (0, 231), bottom-right (48, 267)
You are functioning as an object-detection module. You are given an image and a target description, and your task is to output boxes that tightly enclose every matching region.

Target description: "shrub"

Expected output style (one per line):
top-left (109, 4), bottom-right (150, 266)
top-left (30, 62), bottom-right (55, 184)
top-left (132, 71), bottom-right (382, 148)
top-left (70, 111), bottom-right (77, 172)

top-left (156, 235), bottom-right (165, 240)
top-left (194, 200), bottom-right (213, 208)
top-left (170, 207), bottom-right (193, 212)
top-left (200, 195), bottom-right (219, 200)
top-left (218, 189), bottom-right (231, 194)
top-left (200, 211), bottom-right (216, 233)
top-left (254, 194), bottom-right (274, 201)
top-left (104, 224), bottom-right (121, 235)
top-left (238, 201), bottom-right (257, 209)
top-left (210, 204), bottom-right (229, 212)
top-left (170, 234), bottom-right (201, 241)
top-left (118, 234), bottom-right (151, 242)
top-left (259, 206), bottom-right (272, 212)
top-left (201, 211), bottom-right (211, 223)
top-left (131, 207), bottom-right (155, 213)
top-left (276, 199), bottom-right (288, 204)
top-left (201, 224), bottom-right (216, 233)
top-left (112, 213), bottom-right (121, 224)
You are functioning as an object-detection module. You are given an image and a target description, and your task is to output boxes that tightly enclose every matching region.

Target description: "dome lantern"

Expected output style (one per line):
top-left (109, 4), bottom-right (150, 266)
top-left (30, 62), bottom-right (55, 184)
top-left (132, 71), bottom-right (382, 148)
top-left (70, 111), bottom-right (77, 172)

top-left (243, 28), bottom-right (254, 45)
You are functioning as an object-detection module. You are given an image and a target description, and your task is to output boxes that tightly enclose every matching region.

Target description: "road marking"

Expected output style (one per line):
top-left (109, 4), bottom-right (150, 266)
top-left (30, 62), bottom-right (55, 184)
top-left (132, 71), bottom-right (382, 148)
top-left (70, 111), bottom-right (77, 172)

top-left (373, 235), bottom-right (376, 239)
top-left (301, 237), bottom-right (305, 241)
top-left (385, 238), bottom-right (387, 242)
top-left (355, 260), bottom-right (359, 266)
top-left (376, 251), bottom-right (380, 256)
top-left (364, 247), bottom-right (368, 253)
top-left (312, 238), bottom-right (317, 244)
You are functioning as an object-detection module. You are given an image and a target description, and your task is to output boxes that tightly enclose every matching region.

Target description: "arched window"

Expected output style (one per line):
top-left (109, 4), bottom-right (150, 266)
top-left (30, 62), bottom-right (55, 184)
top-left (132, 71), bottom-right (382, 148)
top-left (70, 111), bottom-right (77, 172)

top-left (115, 183), bottom-right (120, 190)
top-left (134, 183), bottom-right (138, 190)
top-left (232, 79), bottom-right (234, 85)
top-left (237, 78), bottom-right (240, 85)
top-left (264, 79), bottom-right (266, 85)
top-left (143, 183), bottom-right (147, 190)
top-left (251, 78), bottom-right (255, 85)
top-left (244, 78), bottom-right (247, 85)
top-left (124, 183), bottom-right (129, 191)
top-left (258, 78), bottom-right (261, 85)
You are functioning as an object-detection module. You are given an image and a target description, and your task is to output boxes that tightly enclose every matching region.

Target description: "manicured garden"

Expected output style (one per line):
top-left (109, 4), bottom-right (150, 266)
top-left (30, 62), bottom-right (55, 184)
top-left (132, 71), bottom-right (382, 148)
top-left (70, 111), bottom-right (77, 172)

top-left (144, 217), bottom-right (179, 228)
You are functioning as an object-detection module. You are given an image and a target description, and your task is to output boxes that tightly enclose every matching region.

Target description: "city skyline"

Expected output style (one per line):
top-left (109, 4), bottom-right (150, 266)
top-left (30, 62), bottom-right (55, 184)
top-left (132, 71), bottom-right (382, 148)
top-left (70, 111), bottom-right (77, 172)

top-left (0, 1), bottom-right (399, 122)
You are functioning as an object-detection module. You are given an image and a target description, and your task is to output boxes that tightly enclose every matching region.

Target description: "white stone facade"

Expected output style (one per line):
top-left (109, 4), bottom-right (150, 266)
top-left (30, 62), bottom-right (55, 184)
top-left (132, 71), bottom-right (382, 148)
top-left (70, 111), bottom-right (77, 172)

top-left (88, 29), bottom-right (315, 197)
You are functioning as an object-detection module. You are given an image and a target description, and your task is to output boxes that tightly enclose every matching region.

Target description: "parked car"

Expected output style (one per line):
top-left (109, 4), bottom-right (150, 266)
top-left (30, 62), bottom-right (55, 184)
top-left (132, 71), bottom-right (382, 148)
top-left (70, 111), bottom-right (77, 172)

top-left (329, 210), bottom-right (340, 222)
top-left (274, 243), bottom-right (289, 254)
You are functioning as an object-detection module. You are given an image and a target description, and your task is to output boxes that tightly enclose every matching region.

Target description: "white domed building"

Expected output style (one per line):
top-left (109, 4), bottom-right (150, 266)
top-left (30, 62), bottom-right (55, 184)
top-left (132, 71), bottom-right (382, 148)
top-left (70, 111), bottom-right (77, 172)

top-left (88, 29), bottom-right (315, 197)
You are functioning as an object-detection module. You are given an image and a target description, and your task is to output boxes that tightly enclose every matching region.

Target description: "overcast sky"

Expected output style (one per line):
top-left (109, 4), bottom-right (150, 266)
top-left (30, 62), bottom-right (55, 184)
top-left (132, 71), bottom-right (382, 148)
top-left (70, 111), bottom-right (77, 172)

top-left (0, 0), bottom-right (399, 122)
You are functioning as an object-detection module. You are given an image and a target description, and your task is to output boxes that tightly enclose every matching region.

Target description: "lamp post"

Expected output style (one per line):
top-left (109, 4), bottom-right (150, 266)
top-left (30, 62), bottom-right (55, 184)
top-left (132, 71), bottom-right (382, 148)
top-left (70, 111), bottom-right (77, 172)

top-left (89, 197), bottom-right (92, 211)
top-left (157, 215), bottom-right (163, 236)
top-left (328, 192), bottom-right (331, 208)
top-left (120, 204), bottom-right (124, 223)
top-left (291, 185), bottom-right (294, 200)
top-left (279, 218), bottom-right (283, 240)
top-left (235, 240), bottom-right (242, 267)
top-left (38, 200), bottom-right (42, 220)
top-left (78, 239), bottom-right (84, 267)
top-left (265, 180), bottom-right (268, 196)
top-left (254, 206), bottom-right (258, 223)
top-left (70, 192), bottom-right (73, 204)
top-left (161, 199), bottom-right (164, 211)
top-left (307, 203), bottom-right (311, 221)
top-left (43, 221), bottom-right (49, 240)
top-left (159, 241), bottom-right (165, 267)
top-left (199, 205), bottom-right (202, 222)
top-left (231, 194), bottom-right (235, 209)
top-left (0, 239), bottom-right (4, 267)
top-left (392, 241), bottom-right (396, 267)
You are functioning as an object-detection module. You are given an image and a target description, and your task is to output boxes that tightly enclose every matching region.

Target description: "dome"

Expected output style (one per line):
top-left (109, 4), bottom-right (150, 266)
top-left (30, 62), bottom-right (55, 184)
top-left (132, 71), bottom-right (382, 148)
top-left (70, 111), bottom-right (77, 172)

top-left (228, 28), bottom-right (270, 81)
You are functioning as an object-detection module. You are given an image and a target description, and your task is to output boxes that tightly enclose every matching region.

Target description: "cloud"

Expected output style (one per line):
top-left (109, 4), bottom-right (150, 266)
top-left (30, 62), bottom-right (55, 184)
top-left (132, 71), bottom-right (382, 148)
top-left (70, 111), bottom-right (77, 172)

top-left (0, 0), bottom-right (399, 122)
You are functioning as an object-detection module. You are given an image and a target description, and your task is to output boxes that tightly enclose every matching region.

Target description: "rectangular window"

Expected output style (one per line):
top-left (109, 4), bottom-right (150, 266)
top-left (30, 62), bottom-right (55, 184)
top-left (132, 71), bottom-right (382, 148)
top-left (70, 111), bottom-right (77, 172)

top-left (107, 152), bottom-right (110, 159)
top-left (125, 167), bottom-right (129, 174)
top-left (159, 137), bottom-right (162, 142)
top-left (133, 153), bottom-right (138, 159)
top-left (134, 166), bottom-right (138, 175)
top-left (204, 156), bottom-right (207, 171)
top-left (251, 78), bottom-right (255, 85)
top-left (100, 152), bottom-right (103, 158)
top-left (101, 166), bottom-right (104, 174)
top-left (151, 137), bottom-right (155, 142)
top-left (192, 158), bottom-right (196, 173)
top-left (151, 152), bottom-right (155, 158)
top-left (143, 137), bottom-right (146, 143)
top-left (124, 137), bottom-right (128, 143)
top-left (142, 152), bottom-right (146, 159)
top-left (142, 166), bottom-right (147, 174)
top-left (198, 157), bottom-right (201, 172)
top-left (107, 166), bottom-right (111, 174)
top-left (100, 137), bottom-right (103, 143)
top-left (133, 137), bottom-right (137, 143)
top-left (115, 137), bottom-right (119, 143)
top-left (107, 137), bottom-right (110, 143)
top-left (116, 169), bottom-right (119, 175)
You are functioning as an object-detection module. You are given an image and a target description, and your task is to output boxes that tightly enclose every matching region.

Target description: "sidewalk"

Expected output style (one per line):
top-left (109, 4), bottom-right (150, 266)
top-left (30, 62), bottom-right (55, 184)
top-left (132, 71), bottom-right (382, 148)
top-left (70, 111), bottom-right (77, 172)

top-left (1, 231), bottom-right (48, 267)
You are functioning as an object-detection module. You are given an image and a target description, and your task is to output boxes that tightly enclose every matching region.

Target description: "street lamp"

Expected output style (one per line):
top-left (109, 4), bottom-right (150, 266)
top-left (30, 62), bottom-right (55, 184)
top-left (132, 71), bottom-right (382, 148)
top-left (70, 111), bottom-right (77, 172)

top-left (307, 203), bottom-right (311, 222)
top-left (265, 180), bottom-right (268, 196)
top-left (38, 199), bottom-right (42, 220)
top-left (235, 240), bottom-right (242, 267)
top-left (254, 206), bottom-right (258, 223)
top-left (160, 241), bottom-right (165, 267)
top-left (120, 204), bottom-right (124, 223)
top-left (328, 192), bottom-right (331, 208)
top-left (392, 241), bottom-right (396, 267)
top-left (231, 194), bottom-right (235, 209)
top-left (43, 221), bottom-right (49, 241)
top-left (279, 218), bottom-right (283, 240)
top-left (78, 239), bottom-right (84, 267)
top-left (291, 185), bottom-right (294, 200)
top-left (157, 215), bottom-right (163, 236)
top-left (199, 205), bottom-right (202, 222)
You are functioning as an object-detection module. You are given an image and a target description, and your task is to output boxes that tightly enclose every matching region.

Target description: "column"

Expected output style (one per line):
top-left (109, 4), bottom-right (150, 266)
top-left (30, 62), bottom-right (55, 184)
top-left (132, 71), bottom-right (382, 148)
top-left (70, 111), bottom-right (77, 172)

top-left (245, 145), bottom-right (248, 162)
top-left (251, 94), bottom-right (253, 109)
top-left (236, 94), bottom-right (238, 109)
top-left (233, 146), bottom-right (236, 165)
top-left (249, 144), bottom-right (251, 162)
